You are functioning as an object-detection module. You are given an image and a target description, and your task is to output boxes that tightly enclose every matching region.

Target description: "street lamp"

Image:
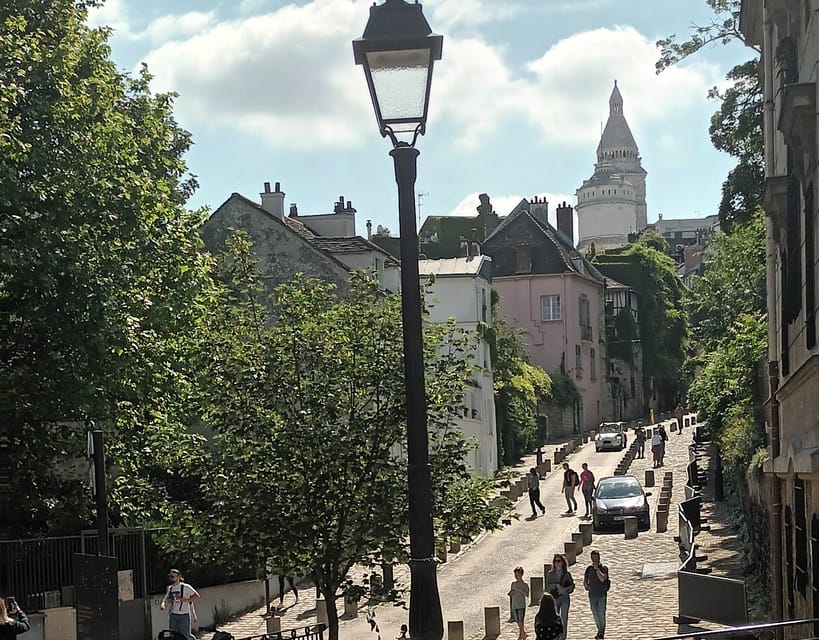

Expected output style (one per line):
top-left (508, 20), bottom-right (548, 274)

top-left (353, 3), bottom-right (443, 639)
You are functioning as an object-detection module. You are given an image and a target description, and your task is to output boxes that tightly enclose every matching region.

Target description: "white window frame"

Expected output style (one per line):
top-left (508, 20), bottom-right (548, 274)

top-left (541, 295), bottom-right (561, 321)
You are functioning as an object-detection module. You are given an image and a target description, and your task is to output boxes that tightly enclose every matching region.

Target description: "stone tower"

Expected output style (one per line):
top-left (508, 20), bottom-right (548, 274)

top-left (575, 81), bottom-right (647, 250)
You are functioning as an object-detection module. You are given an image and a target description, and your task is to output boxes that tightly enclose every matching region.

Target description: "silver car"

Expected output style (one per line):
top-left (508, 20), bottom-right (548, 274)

top-left (595, 422), bottom-right (627, 451)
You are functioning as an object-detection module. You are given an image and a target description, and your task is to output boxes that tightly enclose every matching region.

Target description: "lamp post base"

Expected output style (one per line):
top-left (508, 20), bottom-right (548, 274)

top-left (408, 558), bottom-right (443, 640)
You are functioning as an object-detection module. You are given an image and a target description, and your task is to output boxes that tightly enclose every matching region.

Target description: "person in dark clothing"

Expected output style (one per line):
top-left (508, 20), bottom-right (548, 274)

top-left (583, 550), bottom-right (610, 640)
top-left (561, 463), bottom-right (579, 515)
top-left (278, 574), bottom-right (299, 608)
top-left (0, 597), bottom-right (30, 639)
top-left (634, 424), bottom-right (646, 459)
top-left (528, 468), bottom-right (546, 518)
top-left (534, 593), bottom-right (563, 640)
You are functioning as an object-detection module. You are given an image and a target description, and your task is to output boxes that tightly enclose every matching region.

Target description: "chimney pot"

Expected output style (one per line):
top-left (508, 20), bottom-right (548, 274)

top-left (264, 181), bottom-right (271, 193)
top-left (347, 200), bottom-right (352, 209)
top-left (274, 181), bottom-right (281, 192)
top-left (289, 203), bottom-right (298, 218)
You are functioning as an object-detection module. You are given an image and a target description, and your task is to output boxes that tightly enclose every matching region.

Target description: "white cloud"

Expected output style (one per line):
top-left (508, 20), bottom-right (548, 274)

top-left (447, 191), bottom-right (574, 219)
top-left (132, 12), bottom-right (216, 43)
top-left (427, 0), bottom-right (522, 30)
top-left (138, 2), bottom-right (719, 153)
top-left (87, 0), bottom-right (129, 33)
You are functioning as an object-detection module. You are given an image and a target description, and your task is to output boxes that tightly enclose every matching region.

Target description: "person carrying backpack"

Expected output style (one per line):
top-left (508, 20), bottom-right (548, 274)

top-left (160, 569), bottom-right (200, 640)
top-left (533, 593), bottom-right (563, 640)
top-left (583, 550), bottom-right (610, 640)
top-left (561, 463), bottom-right (579, 515)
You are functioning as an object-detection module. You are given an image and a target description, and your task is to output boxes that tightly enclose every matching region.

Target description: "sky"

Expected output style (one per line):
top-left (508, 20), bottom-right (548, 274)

top-left (87, 0), bottom-right (755, 236)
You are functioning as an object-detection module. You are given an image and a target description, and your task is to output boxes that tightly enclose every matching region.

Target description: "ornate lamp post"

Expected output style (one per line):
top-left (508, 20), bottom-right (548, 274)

top-left (353, 3), bottom-right (443, 639)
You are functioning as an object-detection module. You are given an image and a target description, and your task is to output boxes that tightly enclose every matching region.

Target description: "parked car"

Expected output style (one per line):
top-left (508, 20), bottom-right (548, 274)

top-left (594, 422), bottom-right (627, 451)
top-left (592, 475), bottom-right (651, 531)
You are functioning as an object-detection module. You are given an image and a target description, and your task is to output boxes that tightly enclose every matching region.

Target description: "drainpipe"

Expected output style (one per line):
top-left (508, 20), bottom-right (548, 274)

top-left (762, 8), bottom-right (784, 635)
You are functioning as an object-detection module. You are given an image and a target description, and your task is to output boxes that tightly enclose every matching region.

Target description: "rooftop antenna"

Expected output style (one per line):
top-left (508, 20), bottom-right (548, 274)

top-left (417, 191), bottom-right (429, 224)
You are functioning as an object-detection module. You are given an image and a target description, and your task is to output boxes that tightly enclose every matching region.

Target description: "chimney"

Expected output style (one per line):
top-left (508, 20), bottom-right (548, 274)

top-left (529, 196), bottom-right (549, 227)
top-left (289, 203), bottom-right (299, 218)
top-left (260, 181), bottom-right (285, 219)
top-left (459, 236), bottom-right (469, 257)
top-left (366, 220), bottom-right (372, 240)
top-left (556, 201), bottom-right (574, 245)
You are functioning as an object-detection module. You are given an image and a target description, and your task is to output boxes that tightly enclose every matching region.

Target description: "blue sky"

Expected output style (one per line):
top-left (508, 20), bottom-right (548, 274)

top-left (89, 0), bottom-right (754, 236)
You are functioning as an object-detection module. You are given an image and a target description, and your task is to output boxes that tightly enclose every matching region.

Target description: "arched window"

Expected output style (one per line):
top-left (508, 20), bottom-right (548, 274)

top-left (796, 478), bottom-right (808, 596)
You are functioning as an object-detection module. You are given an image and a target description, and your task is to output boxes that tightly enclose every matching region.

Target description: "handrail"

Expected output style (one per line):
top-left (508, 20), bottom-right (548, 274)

top-left (652, 617), bottom-right (819, 640)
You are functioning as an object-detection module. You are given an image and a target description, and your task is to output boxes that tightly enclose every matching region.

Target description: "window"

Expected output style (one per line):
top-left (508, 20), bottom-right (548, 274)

top-left (516, 245), bottom-right (531, 274)
top-left (796, 478), bottom-right (808, 597)
top-left (575, 345), bottom-right (582, 379)
top-left (786, 505), bottom-right (795, 617)
top-left (541, 295), bottom-right (561, 321)
top-left (579, 295), bottom-right (592, 341)
top-left (812, 514), bottom-right (819, 637)
top-left (590, 348), bottom-right (596, 381)
top-left (785, 150), bottom-right (802, 325)
top-left (482, 289), bottom-right (488, 323)
top-left (805, 184), bottom-right (816, 349)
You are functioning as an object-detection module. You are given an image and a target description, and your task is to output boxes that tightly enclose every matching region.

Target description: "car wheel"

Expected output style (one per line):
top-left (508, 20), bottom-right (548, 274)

top-left (593, 516), bottom-right (601, 532)
top-left (595, 446), bottom-right (600, 452)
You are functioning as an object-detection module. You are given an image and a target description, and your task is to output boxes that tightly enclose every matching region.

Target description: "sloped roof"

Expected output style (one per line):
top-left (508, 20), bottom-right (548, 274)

top-left (309, 236), bottom-right (399, 266)
top-left (597, 81), bottom-right (639, 154)
top-left (418, 255), bottom-right (492, 278)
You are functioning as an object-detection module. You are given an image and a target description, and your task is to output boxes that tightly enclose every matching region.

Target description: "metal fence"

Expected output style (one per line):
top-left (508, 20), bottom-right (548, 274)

top-left (230, 624), bottom-right (327, 640)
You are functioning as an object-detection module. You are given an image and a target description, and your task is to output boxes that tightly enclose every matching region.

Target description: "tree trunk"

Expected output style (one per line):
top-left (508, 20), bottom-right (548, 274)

top-left (323, 583), bottom-right (340, 640)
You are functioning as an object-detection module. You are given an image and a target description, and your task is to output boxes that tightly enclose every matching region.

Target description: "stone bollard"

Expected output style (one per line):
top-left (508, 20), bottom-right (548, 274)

top-left (448, 621), bottom-right (465, 640)
top-left (437, 542), bottom-right (447, 564)
top-left (544, 563), bottom-right (551, 581)
top-left (656, 508), bottom-right (669, 533)
top-left (344, 598), bottom-right (358, 618)
top-left (670, 422), bottom-right (677, 432)
top-left (564, 541), bottom-right (576, 566)
top-left (624, 516), bottom-right (638, 539)
top-left (266, 616), bottom-right (282, 633)
top-left (449, 540), bottom-right (461, 554)
top-left (543, 459), bottom-right (552, 473)
top-left (316, 598), bottom-right (328, 625)
top-left (645, 469), bottom-right (655, 487)
top-left (554, 450), bottom-right (562, 465)
top-left (684, 417), bottom-right (691, 428)
top-left (572, 532), bottom-right (584, 554)
top-left (664, 471), bottom-right (673, 482)
top-left (580, 522), bottom-right (593, 546)
top-left (530, 576), bottom-right (544, 605)
top-left (485, 606), bottom-right (501, 637)
top-left (382, 563), bottom-right (394, 592)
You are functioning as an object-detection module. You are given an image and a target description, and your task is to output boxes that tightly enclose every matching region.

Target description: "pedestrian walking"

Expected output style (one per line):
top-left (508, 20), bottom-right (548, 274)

top-left (635, 424), bottom-right (646, 459)
top-left (651, 431), bottom-right (663, 468)
top-left (508, 566), bottom-right (531, 639)
top-left (0, 597), bottom-right (30, 639)
top-left (579, 463), bottom-right (595, 518)
top-left (583, 550), bottom-right (610, 640)
top-left (528, 468), bottom-right (546, 518)
top-left (533, 593), bottom-right (563, 640)
top-left (397, 623), bottom-right (409, 639)
top-left (561, 463), bottom-right (579, 515)
top-left (277, 574), bottom-right (299, 609)
top-left (545, 554), bottom-right (574, 640)
top-left (160, 569), bottom-right (200, 640)
top-left (675, 403), bottom-right (685, 433)
top-left (658, 424), bottom-right (668, 466)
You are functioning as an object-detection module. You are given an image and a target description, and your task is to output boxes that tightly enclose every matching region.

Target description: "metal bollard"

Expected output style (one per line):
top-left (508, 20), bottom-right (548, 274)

top-left (656, 507), bottom-right (669, 533)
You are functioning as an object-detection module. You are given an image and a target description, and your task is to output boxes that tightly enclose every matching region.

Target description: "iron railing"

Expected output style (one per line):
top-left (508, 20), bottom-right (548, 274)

top-left (230, 624), bottom-right (327, 640)
top-left (652, 617), bottom-right (819, 640)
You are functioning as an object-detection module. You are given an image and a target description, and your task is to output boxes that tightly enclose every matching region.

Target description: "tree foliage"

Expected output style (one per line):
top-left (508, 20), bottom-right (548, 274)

top-left (484, 294), bottom-right (554, 465)
top-left (657, 0), bottom-right (763, 232)
top-left (193, 238), bottom-right (507, 639)
top-left (687, 208), bottom-right (766, 351)
top-left (593, 233), bottom-right (688, 410)
top-left (2, 0), bottom-right (212, 537)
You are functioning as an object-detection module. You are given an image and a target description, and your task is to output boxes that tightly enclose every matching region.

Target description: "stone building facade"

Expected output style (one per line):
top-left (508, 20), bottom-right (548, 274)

top-left (576, 82), bottom-right (648, 251)
top-left (742, 0), bottom-right (819, 633)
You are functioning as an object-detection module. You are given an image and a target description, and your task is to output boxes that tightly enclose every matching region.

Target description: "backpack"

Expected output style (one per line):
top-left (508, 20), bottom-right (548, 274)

top-left (572, 471), bottom-right (580, 485)
top-left (212, 633), bottom-right (234, 640)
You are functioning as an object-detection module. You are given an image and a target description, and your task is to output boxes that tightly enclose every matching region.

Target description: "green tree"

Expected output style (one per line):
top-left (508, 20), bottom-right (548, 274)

top-left (593, 232), bottom-right (688, 410)
top-left (657, 0), bottom-right (763, 232)
top-left (2, 0), bottom-right (212, 536)
top-left (484, 295), bottom-right (553, 465)
top-left (195, 240), bottom-right (507, 640)
top-left (687, 208), bottom-right (766, 351)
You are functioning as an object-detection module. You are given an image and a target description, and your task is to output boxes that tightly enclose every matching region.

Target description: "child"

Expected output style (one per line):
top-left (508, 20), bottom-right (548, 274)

top-left (508, 566), bottom-right (530, 639)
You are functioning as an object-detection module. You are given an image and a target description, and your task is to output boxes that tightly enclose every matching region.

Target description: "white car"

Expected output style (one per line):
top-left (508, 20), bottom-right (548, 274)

top-left (595, 422), bottom-right (627, 451)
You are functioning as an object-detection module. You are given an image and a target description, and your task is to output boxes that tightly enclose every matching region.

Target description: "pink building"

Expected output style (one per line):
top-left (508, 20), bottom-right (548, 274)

top-left (482, 199), bottom-right (610, 434)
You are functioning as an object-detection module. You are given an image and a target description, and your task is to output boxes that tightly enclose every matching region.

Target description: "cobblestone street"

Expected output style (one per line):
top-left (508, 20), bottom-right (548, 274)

top-left (211, 416), bottom-right (744, 640)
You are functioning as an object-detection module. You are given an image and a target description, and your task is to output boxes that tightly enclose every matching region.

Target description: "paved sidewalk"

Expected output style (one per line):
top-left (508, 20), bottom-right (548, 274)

top-left (208, 416), bottom-right (745, 640)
